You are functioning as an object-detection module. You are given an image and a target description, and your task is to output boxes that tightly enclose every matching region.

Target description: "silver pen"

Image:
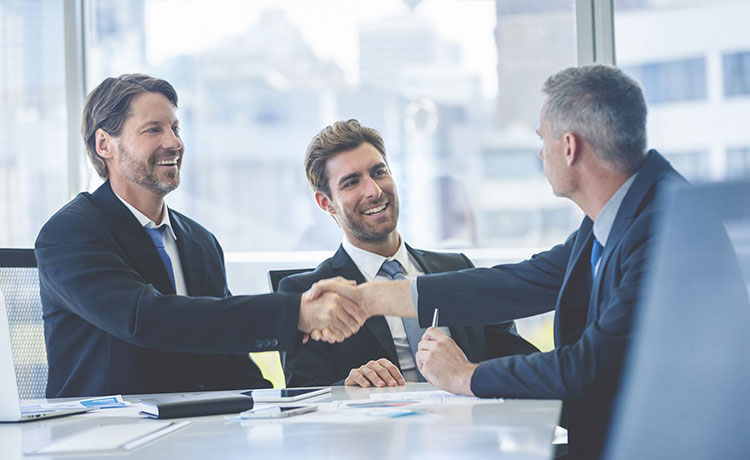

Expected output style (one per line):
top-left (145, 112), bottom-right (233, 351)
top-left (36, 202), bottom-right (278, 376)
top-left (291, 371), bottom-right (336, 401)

top-left (431, 308), bottom-right (439, 327)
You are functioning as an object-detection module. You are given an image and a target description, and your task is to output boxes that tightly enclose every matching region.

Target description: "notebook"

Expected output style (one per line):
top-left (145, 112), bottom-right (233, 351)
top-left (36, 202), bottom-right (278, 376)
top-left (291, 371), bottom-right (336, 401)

top-left (0, 290), bottom-right (89, 422)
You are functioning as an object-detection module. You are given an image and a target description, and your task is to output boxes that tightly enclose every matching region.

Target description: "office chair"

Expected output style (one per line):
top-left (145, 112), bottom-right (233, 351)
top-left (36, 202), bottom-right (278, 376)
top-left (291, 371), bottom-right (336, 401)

top-left (260, 268), bottom-right (314, 382)
top-left (267, 268), bottom-right (314, 293)
top-left (605, 180), bottom-right (750, 459)
top-left (0, 249), bottom-right (48, 400)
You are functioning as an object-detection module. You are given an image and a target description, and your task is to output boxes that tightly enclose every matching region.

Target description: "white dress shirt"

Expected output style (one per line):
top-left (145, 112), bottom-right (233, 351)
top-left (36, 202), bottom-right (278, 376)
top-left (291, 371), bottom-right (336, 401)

top-left (342, 238), bottom-right (451, 382)
top-left (114, 193), bottom-right (188, 296)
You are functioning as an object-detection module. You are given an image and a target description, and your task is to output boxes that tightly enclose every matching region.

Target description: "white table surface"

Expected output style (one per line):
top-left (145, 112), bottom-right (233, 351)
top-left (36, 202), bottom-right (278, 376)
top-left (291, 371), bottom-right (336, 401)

top-left (1, 383), bottom-right (561, 460)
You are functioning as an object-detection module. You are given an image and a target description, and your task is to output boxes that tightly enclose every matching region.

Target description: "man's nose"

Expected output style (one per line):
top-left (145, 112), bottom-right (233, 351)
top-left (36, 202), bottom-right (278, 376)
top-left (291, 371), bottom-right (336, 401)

top-left (363, 176), bottom-right (382, 199)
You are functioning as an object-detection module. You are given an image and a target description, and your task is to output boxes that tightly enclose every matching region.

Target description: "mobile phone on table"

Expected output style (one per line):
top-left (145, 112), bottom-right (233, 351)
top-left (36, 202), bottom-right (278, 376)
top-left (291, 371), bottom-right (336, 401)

top-left (241, 405), bottom-right (317, 419)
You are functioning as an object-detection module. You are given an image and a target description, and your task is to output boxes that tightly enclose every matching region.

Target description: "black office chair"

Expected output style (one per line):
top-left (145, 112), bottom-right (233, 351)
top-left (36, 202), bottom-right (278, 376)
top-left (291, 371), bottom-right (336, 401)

top-left (267, 268), bottom-right (314, 293)
top-left (266, 268), bottom-right (313, 373)
top-left (0, 249), bottom-right (48, 399)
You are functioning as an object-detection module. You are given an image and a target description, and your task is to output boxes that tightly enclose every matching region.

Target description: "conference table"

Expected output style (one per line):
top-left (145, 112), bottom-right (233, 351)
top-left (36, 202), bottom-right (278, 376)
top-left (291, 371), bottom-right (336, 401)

top-left (1, 383), bottom-right (562, 459)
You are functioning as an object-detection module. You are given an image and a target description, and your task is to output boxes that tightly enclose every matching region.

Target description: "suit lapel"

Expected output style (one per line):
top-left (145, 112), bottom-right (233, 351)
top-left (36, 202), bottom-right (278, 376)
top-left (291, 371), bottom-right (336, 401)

top-left (91, 181), bottom-right (176, 294)
top-left (590, 150), bottom-right (675, 316)
top-left (332, 246), bottom-right (400, 364)
top-left (406, 245), bottom-right (486, 362)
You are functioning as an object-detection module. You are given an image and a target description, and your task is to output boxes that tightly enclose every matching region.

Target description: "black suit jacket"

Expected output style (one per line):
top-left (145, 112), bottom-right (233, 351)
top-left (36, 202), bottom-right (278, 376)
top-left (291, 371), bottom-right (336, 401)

top-left (415, 151), bottom-right (685, 459)
top-left (36, 181), bottom-right (302, 397)
top-left (279, 244), bottom-right (538, 387)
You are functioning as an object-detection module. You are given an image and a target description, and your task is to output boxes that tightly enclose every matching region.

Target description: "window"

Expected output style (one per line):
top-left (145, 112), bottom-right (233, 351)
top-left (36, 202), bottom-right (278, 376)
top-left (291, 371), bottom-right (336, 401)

top-left (723, 51), bottom-right (750, 97)
top-left (624, 57), bottom-right (706, 104)
top-left (727, 147), bottom-right (750, 179)
top-left (83, 0), bottom-right (580, 297)
top-left (0, 1), bottom-right (69, 248)
top-left (615, 0), bottom-right (750, 182)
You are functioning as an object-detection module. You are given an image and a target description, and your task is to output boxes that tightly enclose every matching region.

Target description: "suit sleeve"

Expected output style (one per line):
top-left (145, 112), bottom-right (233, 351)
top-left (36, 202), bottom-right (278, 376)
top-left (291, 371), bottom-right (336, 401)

top-left (470, 226), bottom-right (651, 399)
top-left (36, 210), bottom-right (302, 354)
top-left (416, 235), bottom-right (574, 327)
top-left (278, 275), bottom-right (342, 387)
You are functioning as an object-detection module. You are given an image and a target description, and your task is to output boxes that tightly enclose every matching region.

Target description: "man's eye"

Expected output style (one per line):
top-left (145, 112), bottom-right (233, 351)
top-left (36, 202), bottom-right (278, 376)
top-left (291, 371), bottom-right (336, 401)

top-left (344, 179), bottom-right (358, 188)
top-left (146, 127), bottom-right (161, 134)
top-left (172, 126), bottom-right (180, 134)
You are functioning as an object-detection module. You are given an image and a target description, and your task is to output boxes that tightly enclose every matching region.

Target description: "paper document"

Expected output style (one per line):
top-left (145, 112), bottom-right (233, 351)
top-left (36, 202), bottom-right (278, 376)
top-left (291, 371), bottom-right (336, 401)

top-left (28, 421), bottom-right (189, 455)
top-left (369, 390), bottom-right (503, 405)
top-left (22, 394), bottom-right (129, 412)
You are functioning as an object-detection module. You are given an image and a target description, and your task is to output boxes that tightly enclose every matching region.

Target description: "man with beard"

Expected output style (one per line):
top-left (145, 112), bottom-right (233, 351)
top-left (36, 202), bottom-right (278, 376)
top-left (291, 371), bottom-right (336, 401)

top-left (279, 120), bottom-right (537, 388)
top-left (35, 74), bottom-right (366, 398)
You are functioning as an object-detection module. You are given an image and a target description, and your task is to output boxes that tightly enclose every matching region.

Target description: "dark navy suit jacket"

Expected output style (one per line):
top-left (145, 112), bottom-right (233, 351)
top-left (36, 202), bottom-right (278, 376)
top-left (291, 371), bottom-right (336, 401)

top-left (414, 151), bottom-right (684, 459)
top-left (279, 244), bottom-right (538, 387)
top-left (36, 181), bottom-right (302, 397)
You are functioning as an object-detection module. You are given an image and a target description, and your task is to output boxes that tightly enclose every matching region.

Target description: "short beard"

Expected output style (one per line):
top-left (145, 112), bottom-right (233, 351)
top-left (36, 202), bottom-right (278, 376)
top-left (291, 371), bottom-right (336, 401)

top-left (119, 142), bottom-right (179, 196)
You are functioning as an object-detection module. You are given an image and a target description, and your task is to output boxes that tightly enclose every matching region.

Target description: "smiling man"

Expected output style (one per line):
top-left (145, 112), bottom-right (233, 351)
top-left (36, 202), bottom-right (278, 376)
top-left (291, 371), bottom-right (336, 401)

top-left (279, 119), bottom-right (537, 388)
top-left (35, 74), bottom-right (366, 398)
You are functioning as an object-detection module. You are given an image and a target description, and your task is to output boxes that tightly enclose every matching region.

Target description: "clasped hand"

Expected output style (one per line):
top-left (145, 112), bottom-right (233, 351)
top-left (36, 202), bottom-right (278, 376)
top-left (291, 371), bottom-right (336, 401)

top-left (297, 277), bottom-right (373, 344)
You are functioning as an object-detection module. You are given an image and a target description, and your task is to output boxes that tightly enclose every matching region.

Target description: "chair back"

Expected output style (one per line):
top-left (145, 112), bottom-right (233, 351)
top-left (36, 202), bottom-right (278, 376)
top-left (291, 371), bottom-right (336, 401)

top-left (267, 268), bottom-right (314, 293)
top-left (0, 249), bottom-right (48, 400)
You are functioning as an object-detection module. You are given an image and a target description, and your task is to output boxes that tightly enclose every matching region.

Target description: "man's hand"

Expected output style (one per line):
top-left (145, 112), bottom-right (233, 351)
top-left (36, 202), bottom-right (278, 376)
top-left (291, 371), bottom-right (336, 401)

top-left (306, 277), bottom-right (375, 318)
top-left (416, 327), bottom-right (478, 395)
top-left (298, 278), bottom-right (366, 344)
top-left (345, 358), bottom-right (406, 388)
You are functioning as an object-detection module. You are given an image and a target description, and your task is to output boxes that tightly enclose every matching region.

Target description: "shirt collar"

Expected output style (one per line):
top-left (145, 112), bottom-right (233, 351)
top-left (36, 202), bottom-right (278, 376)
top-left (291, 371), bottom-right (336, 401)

top-left (592, 171), bottom-right (638, 246)
top-left (342, 236), bottom-right (410, 281)
top-left (114, 192), bottom-right (178, 242)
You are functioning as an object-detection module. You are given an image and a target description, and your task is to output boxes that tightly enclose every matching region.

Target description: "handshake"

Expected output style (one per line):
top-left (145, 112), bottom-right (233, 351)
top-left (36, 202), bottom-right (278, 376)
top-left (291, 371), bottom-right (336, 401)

top-left (296, 277), bottom-right (414, 343)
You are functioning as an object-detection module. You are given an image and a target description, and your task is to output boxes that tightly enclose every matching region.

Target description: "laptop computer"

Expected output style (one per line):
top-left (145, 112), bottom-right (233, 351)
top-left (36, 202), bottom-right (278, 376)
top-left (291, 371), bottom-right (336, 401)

top-left (0, 290), bottom-right (88, 422)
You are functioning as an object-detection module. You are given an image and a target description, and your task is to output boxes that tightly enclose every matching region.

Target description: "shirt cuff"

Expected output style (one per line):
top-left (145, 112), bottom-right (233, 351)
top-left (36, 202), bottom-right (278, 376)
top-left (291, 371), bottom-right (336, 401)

top-left (410, 277), bottom-right (420, 316)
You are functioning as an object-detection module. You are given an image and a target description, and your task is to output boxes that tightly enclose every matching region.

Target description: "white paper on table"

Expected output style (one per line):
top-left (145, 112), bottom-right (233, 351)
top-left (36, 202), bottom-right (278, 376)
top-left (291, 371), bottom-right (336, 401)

top-left (27, 421), bottom-right (190, 455)
top-left (368, 390), bottom-right (503, 405)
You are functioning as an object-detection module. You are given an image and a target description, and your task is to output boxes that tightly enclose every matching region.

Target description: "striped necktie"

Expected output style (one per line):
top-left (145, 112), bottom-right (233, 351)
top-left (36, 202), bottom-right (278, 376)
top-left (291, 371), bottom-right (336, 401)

top-left (590, 237), bottom-right (603, 279)
top-left (379, 259), bottom-right (426, 382)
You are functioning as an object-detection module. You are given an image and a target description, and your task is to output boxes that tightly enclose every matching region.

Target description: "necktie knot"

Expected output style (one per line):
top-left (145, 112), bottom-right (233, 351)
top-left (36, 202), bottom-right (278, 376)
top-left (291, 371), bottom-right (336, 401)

top-left (144, 225), bottom-right (175, 289)
top-left (145, 225), bottom-right (167, 249)
top-left (379, 259), bottom-right (406, 280)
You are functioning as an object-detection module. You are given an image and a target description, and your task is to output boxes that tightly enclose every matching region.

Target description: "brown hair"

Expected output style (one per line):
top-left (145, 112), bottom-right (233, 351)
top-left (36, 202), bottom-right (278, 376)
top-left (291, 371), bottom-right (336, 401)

top-left (304, 119), bottom-right (387, 196)
top-left (81, 74), bottom-right (178, 178)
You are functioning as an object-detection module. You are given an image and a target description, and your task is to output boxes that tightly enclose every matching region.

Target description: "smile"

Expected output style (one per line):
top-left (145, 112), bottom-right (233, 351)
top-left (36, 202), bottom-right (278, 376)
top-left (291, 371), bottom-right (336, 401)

top-left (155, 158), bottom-right (179, 166)
top-left (362, 203), bottom-right (388, 216)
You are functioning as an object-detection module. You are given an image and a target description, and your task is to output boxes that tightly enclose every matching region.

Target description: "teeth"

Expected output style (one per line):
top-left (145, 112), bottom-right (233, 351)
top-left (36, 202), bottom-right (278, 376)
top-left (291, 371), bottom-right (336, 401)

top-left (363, 204), bottom-right (387, 215)
top-left (156, 159), bottom-right (178, 166)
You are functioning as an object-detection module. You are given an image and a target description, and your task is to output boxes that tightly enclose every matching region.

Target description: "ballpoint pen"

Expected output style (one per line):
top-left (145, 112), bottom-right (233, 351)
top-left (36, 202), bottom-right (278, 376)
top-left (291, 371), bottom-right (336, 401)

top-left (431, 308), bottom-right (439, 327)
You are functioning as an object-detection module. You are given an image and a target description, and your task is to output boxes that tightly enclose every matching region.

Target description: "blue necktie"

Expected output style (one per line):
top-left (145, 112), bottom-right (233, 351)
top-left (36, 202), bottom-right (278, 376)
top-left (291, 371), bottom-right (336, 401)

top-left (145, 226), bottom-right (176, 289)
top-left (590, 237), bottom-right (603, 278)
top-left (379, 259), bottom-right (427, 382)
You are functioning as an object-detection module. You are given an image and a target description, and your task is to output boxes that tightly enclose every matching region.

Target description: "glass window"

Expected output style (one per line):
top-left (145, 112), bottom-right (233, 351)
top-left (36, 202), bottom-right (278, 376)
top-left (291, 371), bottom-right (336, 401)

top-left (615, 0), bottom-right (750, 182)
top-left (727, 147), bottom-right (750, 178)
top-left (624, 57), bottom-right (707, 104)
top-left (723, 51), bottom-right (750, 97)
top-left (0, 0), bottom-right (69, 248)
top-left (84, 0), bottom-right (580, 288)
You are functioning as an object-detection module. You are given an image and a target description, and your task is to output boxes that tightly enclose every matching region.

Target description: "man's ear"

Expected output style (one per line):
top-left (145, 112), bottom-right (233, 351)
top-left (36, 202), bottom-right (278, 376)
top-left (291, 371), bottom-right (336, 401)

top-left (314, 191), bottom-right (336, 216)
top-left (95, 128), bottom-right (115, 159)
top-left (562, 131), bottom-right (580, 166)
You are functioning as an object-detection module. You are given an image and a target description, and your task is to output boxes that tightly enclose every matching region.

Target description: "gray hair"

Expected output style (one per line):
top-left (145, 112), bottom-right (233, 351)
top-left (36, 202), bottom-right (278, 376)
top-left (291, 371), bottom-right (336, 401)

top-left (542, 65), bottom-right (647, 173)
top-left (82, 74), bottom-right (178, 179)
